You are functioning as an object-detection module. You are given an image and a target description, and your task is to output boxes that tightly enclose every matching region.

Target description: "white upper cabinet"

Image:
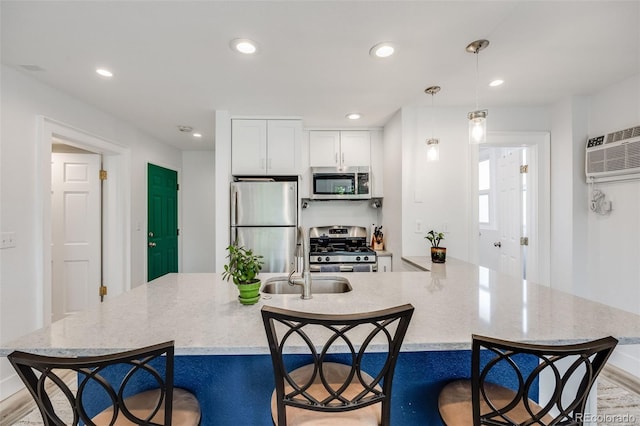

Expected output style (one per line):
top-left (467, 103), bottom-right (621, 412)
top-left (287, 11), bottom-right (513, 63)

top-left (309, 130), bottom-right (371, 168)
top-left (232, 119), bottom-right (302, 175)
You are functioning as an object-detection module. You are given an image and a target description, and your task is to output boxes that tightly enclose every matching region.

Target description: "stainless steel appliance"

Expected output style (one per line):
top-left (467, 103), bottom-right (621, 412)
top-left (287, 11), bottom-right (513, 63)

top-left (308, 225), bottom-right (377, 272)
top-left (310, 167), bottom-right (370, 200)
top-left (230, 179), bottom-right (297, 272)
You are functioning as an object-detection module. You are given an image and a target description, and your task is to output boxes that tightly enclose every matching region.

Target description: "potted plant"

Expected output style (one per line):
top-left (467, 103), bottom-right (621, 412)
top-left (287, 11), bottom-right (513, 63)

top-left (222, 243), bottom-right (264, 305)
top-left (425, 230), bottom-right (446, 263)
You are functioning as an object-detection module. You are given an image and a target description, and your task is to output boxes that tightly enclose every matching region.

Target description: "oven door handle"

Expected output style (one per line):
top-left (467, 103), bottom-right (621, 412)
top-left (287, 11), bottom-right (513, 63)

top-left (340, 265), bottom-right (353, 272)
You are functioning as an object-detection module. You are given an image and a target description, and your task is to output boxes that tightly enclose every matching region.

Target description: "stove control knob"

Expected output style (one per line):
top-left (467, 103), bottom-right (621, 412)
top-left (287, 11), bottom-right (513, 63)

top-left (317, 256), bottom-right (322, 262)
top-left (356, 256), bottom-right (361, 261)
top-left (364, 256), bottom-right (369, 261)
top-left (325, 256), bottom-right (330, 262)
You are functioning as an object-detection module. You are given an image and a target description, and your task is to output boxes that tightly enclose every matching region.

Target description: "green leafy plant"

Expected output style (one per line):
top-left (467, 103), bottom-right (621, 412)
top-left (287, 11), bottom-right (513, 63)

top-left (425, 230), bottom-right (445, 248)
top-left (222, 243), bottom-right (264, 285)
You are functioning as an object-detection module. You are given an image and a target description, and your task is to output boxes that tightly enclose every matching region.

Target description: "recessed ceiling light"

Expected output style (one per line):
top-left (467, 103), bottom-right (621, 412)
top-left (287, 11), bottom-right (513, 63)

top-left (369, 42), bottom-right (395, 58)
top-left (346, 113), bottom-right (362, 120)
top-left (489, 79), bottom-right (504, 87)
top-left (177, 125), bottom-right (193, 133)
top-left (193, 133), bottom-right (202, 138)
top-left (230, 38), bottom-right (258, 54)
top-left (96, 68), bottom-right (113, 78)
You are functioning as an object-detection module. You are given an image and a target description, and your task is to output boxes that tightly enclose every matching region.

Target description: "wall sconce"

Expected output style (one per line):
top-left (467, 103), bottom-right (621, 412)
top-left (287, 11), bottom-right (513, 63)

top-left (424, 85), bottom-right (441, 162)
top-left (466, 39), bottom-right (489, 144)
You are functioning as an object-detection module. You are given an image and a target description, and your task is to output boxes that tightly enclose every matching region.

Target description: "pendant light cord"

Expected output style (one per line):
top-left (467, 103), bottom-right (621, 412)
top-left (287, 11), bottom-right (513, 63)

top-left (475, 50), bottom-right (480, 111)
top-left (431, 92), bottom-right (435, 139)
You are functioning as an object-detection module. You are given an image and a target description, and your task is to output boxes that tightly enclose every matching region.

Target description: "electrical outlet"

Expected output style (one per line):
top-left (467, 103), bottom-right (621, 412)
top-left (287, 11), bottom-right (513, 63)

top-left (1, 232), bottom-right (16, 249)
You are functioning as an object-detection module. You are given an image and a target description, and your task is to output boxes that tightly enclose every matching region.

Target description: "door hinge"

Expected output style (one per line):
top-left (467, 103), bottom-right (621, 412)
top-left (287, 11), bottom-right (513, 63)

top-left (520, 165), bottom-right (529, 174)
top-left (176, 183), bottom-right (180, 190)
top-left (99, 285), bottom-right (108, 297)
top-left (520, 237), bottom-right (529, 246)
top-left (99, 170), bottom-right (108, 180)
top-left (177, 228), bottom-right (180, 236)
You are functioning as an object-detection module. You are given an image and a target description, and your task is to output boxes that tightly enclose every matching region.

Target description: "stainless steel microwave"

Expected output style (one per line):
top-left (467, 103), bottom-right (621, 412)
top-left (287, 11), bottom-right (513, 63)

top-left (310, 167), bottom-right (371, 200)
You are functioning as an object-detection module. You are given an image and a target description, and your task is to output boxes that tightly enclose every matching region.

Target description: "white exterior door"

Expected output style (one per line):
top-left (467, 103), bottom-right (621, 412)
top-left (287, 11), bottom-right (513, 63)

top-left (51, 153), bottom-right (101, 321)
top-left (497, 148), bottom-right (524, 279)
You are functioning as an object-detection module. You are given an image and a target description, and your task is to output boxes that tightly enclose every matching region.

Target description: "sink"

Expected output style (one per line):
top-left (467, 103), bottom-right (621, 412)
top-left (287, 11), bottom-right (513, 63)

top-left (261, 276), bottom-right (352, 294)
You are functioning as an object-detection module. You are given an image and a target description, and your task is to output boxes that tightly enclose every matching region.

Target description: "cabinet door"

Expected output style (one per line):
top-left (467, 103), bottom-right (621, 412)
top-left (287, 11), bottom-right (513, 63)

top-left (377, 255), bottom-right (392, 272)
top-left (232, 120), bottom-right (267, 175)
top-left (309, 131), bottom-right (340, 167)
top-left (340, 131), bottom-right (371, 167)
top-left (267, 120), bottom-right (302, 175)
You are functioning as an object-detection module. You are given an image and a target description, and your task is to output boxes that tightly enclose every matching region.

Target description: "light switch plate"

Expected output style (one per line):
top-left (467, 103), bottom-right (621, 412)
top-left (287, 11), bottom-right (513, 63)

top-left (1, 232), bottom-right (16, 249)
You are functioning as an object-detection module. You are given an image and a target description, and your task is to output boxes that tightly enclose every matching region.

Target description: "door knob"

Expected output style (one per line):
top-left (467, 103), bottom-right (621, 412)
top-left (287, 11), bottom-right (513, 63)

top-left (493, 241), bottom-right (502, 248)
top-left (148, 242), bottom-right (156, 247)
top-left (148, 232), bottom-right (154, 237)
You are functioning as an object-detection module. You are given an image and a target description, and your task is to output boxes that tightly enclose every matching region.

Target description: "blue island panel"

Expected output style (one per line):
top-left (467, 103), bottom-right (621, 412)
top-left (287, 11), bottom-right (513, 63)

top-left (83, 351), bottom-right (537, 425)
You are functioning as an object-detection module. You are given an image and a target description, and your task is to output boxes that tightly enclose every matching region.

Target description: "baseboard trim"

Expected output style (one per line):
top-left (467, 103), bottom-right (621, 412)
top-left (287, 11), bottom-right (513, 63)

top-left (602, 364), bottom-right (640, 396)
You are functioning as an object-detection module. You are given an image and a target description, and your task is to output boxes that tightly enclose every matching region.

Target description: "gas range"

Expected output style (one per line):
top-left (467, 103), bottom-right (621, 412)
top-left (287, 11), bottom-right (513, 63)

top-left (308, 225), bottom-right (377, 272)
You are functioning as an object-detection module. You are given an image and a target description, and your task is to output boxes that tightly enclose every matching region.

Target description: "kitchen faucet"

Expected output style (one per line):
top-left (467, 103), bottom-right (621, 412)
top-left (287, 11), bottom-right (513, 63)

top-left (288, 226), bottom-right (312, 299)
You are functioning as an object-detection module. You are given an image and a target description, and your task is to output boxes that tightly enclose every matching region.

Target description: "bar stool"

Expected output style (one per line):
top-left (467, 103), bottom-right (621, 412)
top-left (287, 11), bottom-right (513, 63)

top-left (438, 334), bottom-right (618, 425)
top-left (261, 304), bottom-right (414, 426)
top-left (8, 340), bottom-right (201, 425)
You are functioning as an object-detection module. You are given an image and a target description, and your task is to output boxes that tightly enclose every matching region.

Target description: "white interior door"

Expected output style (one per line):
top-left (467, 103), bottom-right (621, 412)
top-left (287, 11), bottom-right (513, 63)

top-left (497, 148), bottom-right (524, 279)
top-left (51, 153), bottom-right (101, 321)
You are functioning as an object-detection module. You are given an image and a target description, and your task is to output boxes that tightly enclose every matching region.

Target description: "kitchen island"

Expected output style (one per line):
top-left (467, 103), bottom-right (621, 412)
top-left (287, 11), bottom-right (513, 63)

top-left (3, 258), bottom-right (640, 424)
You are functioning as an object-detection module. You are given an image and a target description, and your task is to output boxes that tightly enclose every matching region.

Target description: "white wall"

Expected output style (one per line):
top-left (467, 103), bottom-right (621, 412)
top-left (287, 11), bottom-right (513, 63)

top-left (0, 65), bottom-right (182, 398)
top-left (585, 74), bottom-right (640, 376)
top-left (399, 105), bottom-right (550, 262)
top-left (381, 110), bottom-right (403, 270)
top-left (182, 151), bottom-right (216, 272)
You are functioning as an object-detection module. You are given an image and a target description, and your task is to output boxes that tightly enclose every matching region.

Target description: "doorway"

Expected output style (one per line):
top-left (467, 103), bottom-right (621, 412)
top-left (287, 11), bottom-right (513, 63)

top-left (51, 147), bottom-right (101, 320)
top-left (472, 132), bottom-right (551, 286)
top-left (39, 117), bottom-right (131, 326)
top-left (147, 163), bottom-right (179, 281)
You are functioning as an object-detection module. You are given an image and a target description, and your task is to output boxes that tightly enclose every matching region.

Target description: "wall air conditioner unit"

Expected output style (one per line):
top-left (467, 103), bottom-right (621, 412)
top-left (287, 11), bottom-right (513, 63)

top-left (585, 124), bottom-right (640, 183)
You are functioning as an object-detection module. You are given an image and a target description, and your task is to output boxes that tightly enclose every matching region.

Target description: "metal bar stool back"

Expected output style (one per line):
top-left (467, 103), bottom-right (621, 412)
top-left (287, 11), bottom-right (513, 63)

top-left (261, 304), bottom-right (414, 426)
top-left (438, 334), bottom-right (618, 425)
top-left (8, 341), bottom-right (201, 426)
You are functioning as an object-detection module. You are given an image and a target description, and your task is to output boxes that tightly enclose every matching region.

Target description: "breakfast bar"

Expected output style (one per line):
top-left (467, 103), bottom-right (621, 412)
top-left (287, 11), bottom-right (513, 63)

top-left (3, 258), bottom-right (640, 425)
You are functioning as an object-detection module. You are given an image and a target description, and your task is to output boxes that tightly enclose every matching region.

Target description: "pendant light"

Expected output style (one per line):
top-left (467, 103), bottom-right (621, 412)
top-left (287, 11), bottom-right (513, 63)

top-left (466, 39), bottom-right (489, 144)
top-left (424, 85), bottom-right (441, 162)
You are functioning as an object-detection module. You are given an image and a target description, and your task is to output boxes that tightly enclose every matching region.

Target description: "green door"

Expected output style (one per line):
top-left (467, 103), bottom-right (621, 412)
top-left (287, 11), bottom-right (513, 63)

top-left (147, 163), bottom-right (178, 281)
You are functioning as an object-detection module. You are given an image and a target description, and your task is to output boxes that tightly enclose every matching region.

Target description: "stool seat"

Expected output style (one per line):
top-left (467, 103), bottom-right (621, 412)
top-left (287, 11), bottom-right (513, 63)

top-left (93, 387), bottom-right (201, 425)
top-left (438, 379), bottom-right (553, 425)
top-left (270, 362), bottom-right (381, 426)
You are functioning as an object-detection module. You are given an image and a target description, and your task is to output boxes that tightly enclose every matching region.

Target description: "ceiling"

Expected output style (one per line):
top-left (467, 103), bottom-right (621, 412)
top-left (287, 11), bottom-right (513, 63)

top-left (2, 1), bottom-right (639, 150)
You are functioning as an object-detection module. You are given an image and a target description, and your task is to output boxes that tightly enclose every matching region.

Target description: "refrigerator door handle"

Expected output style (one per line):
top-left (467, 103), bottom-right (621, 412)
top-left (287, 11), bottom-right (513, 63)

top-left (232, 187), bottom-right (238, 226)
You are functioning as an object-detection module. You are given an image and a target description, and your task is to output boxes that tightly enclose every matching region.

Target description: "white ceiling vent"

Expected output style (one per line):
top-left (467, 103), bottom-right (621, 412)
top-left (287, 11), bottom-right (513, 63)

top-left (586, 125), bottom-right (640, 182)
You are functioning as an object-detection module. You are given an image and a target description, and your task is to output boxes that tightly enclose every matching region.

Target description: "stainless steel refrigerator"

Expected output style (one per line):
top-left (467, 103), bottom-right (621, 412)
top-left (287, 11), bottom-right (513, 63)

top-left (230, 179), bottom-right (297, 273)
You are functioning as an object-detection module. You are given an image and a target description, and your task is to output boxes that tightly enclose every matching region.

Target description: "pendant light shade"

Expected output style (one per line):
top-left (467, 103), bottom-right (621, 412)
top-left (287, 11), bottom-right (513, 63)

top-left (424, 85), bottom-right (441, 162)
top-left (466, 39), bottom-right (489, 144)
top-left (468, 109), bottom-right (487, 144)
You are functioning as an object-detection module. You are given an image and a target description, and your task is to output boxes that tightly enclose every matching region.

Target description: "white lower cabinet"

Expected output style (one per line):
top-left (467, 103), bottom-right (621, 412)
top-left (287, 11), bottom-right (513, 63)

top-left (377, 254), bottom-right (392, 272)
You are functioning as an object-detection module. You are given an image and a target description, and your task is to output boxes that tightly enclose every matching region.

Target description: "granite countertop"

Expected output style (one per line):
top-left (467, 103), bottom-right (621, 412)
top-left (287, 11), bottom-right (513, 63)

top-left (2, 258), bottom-right (640, 356)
